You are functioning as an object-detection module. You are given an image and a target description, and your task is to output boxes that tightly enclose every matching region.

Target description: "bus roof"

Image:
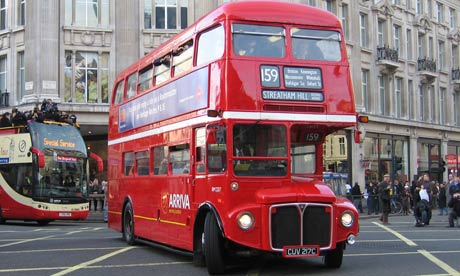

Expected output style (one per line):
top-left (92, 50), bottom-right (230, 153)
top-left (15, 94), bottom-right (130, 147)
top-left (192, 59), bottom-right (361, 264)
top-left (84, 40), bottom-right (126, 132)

top-left (203, 1), bottom-right (342, 29)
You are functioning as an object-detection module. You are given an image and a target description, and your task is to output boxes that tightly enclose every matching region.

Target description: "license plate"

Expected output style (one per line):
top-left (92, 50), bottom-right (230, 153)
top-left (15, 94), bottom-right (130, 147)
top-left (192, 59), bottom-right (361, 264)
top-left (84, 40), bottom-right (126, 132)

top-left (59, 212), bottom-right (72, 217)
top-left (283, 245), bottom-right (320, 258)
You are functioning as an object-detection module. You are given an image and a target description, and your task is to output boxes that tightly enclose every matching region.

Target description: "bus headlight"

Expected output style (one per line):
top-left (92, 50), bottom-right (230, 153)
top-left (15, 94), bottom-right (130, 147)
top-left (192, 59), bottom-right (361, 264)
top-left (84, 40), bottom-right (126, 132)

top-left (340, 211), bottom-right (354, 228)
top-left (237, 212), bottom-right (254, 230)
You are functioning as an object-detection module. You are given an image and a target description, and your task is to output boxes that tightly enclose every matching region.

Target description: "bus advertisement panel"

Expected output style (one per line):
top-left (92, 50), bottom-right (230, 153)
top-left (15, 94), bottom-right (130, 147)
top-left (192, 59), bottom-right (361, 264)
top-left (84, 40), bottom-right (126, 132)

top-left (0, 134), bottom-right (32, 164)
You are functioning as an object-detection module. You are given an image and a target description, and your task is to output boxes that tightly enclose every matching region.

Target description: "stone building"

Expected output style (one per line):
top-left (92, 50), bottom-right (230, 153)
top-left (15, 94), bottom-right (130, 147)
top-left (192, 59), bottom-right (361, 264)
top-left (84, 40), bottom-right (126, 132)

top-left (0, 0), bottom-right (459, 185)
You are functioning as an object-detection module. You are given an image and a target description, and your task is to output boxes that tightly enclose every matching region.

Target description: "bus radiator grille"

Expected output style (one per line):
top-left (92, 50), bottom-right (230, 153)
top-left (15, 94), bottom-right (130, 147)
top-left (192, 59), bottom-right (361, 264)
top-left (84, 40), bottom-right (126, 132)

top-left (270, 204), bottom-right (331, 250)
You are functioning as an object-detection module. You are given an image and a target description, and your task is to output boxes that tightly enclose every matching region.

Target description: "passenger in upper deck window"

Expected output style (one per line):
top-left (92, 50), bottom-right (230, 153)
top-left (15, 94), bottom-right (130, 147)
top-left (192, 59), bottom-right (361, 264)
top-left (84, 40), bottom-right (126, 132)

top-left (293, 40), bottom-right (324, 61)
top-left (235, 36), bottom-right (259, 56)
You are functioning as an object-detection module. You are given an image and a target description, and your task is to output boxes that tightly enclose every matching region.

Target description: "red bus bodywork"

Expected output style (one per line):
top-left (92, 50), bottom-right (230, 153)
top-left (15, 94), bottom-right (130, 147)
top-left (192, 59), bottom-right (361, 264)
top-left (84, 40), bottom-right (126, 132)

top-left (108, 1), bottom-right (358, 274)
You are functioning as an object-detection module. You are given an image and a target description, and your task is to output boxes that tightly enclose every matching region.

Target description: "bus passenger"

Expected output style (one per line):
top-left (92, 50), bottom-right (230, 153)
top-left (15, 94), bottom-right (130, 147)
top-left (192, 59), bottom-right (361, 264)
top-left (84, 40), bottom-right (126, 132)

top-left (234, 137), bottom-right (251, 156)
top-left (21, 171), bottom-right (33, 196)
top-left (158, 159), bottom-right (168, 175)
top-left (0, 112), bottom-right (12, 127)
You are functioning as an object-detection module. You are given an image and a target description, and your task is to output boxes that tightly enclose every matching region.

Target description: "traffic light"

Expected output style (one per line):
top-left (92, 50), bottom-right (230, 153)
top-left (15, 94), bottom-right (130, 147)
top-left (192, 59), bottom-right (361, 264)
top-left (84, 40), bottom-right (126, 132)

top-left (441, 160), bottom-right (446, 172)
top-left (395, 156), bottom-right (402, 171)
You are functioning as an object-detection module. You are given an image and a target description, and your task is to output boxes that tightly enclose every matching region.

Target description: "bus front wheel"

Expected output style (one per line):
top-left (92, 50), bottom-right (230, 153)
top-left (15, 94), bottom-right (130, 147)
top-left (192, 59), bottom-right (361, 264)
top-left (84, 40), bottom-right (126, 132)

top-left (203, 212), bottom-right (225, 275)
top-left (324, 242), bottom-right (344, 268)
top-left (122, 202), bottom-right (136, 245)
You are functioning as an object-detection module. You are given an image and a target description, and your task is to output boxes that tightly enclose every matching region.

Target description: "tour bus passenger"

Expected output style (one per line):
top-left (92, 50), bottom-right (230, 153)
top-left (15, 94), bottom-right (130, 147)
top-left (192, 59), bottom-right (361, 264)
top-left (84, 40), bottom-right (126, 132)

top-left (0, 112), bottom-right (11, 127)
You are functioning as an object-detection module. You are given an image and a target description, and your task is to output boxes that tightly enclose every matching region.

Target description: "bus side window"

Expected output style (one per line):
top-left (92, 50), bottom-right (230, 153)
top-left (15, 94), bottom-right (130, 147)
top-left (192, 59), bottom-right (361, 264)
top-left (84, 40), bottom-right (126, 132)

top-left (135, 150), bottom-right (150, 176)
top-left (173, 40), bottom-right (193, 76)
top-left (153, 146), bottom-right (168, 175)
top-left (138, 65), bottom-right (153, 93)
top-left (123, 152), bottom-right (134, 176)
top-left (196, 25), bottom-right (225, 66)
top-left (170, 144), bottom-right (190, 175)
top-left (113, 80), bottom-right (124, 105)
top-left (126, 73), bottom-right (138, 99)
top-left (154, 54), bottom-right (171, 85)
top-left (207, 124), bottom-right (227, 173)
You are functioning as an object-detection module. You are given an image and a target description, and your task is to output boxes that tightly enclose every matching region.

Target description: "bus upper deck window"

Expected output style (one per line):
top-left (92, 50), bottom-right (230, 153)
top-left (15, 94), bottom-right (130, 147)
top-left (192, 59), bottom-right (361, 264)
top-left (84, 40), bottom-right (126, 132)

top-left (126, 73), bottom-right (138, 99)
top-left (232, 24), bottom-right (285, 58)
top-left (154, 55), bottom-right (171, 85)
top-left (197, 25), bottom-right (225, 66)
top-left (138, 65), bottom-right (153, 93)
top-left (113, 80), bottom-right (124, 105)
top-left (291, 28), bottom-right (342, 62)
top-left (173, 40), bottom-right (193, 76)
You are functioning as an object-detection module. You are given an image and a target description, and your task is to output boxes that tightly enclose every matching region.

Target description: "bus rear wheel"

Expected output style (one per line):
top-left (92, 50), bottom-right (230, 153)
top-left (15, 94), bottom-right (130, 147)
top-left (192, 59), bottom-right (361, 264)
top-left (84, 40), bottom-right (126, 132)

top-left (0, 207), bottom-right (5, 224)
top-left (37, 220), bottom-right (51, 226)
top-left (203, 212), bottom-right (225, 275)
top-left (122, 202), bottom-right (136, 245)
top-left (324, 242), bottom-right (344, 268)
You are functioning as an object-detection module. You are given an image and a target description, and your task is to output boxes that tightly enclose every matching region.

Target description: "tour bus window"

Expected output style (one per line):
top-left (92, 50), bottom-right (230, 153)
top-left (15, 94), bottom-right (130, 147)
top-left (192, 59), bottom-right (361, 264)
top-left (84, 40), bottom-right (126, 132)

top-left (232, 124), bottom-right (287, 176)
top-left (136, 150), bottom-right (150, 176)
top-left (232, 23), bottom-right (285, 58)
top-left (207, 124), bottom-right (227, 173)
top-left (153, 146), bottom-right (169, 175)
top-left (173, 40), bottom-right (193, 76)
top-left (154, 54), bottom-right (171, 85)
top-left (291, 28), bottom-right (342, 61)
top-left (126, 73), bottom-right (138, 99)
top-left (170, 144), bottom-right (190, 175)
top-left (113, 80), bottom-right (124, 105)
top-left (196, 25), bottom-right (225, 66)
top-left (123, 152), bottom-right (135, 176)
top-left (138, 65), bottom-right (153, 93)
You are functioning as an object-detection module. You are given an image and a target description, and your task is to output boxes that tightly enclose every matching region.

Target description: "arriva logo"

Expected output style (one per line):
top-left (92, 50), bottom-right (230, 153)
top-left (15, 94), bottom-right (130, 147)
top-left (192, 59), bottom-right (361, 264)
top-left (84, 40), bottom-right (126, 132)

top-left (169, 194), bottom-right (190, 209)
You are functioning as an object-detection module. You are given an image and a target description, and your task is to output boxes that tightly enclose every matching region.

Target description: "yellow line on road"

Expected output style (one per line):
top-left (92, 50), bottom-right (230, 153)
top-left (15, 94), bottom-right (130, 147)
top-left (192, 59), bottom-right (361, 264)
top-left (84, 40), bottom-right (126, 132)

top-left (418, 250), bottom-right (460, 276)
top-left (372, 222), bottom-right (417, 246)
top-left (51, 247), bottom-right (136, 276)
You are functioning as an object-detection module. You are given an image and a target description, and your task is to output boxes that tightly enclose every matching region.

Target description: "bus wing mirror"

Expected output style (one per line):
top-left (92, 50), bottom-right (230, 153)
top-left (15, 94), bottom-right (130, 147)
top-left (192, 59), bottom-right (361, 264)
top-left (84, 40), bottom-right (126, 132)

top-left (90, 152), bottom-right (104, 173)
top-left (30, 147), bottom-right (45, 168)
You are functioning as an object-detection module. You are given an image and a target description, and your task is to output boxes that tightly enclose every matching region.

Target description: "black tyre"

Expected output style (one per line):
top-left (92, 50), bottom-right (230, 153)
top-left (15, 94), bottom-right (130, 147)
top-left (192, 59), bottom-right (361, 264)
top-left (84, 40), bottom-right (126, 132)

top-left (37, 220), bottom-right (51, 226)
top-left (204, 212), bottom-right (225, 275)
top-left (0, 207), bottom-right (5, 225)
top-left (324, 242), bottom-right (344, 268)
top-left (122, 202), bottom-right (136, 245)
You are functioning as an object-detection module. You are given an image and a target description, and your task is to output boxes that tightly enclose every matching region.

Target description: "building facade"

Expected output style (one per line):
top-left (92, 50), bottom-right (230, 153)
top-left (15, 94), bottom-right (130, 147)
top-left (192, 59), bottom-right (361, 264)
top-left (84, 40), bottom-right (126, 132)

top-left (0, 0), bottom-right (459, 185)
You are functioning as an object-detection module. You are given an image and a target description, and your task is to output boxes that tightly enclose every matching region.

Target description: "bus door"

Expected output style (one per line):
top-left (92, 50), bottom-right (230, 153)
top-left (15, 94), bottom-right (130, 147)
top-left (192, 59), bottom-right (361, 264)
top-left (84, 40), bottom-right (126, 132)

top-left (167, 142), bottom-right (193, 247)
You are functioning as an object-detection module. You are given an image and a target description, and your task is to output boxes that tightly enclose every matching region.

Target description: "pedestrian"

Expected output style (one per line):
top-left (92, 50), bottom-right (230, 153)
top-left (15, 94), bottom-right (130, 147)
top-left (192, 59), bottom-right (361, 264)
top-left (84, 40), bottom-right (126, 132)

top-left (449, 176), bottom-right (460, 196)
top-left (401, 185), bottom-right (412, 215)
top-left (414, 183), bottom-right (432, 226)
top-left (378, 174), bottom-right (391, 225)
top-left (438, 182), bottom-right (448, 216)
top-left (351, 182), bottom-right (363, 213)
top-left (447, 191), bottom-right (460, 227)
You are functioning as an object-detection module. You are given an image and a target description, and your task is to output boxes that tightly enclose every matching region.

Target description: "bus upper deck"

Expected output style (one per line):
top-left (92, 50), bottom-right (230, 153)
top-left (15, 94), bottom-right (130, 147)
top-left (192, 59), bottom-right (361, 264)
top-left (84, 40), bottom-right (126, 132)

top-left (109, 1), bottom-right (355, 144)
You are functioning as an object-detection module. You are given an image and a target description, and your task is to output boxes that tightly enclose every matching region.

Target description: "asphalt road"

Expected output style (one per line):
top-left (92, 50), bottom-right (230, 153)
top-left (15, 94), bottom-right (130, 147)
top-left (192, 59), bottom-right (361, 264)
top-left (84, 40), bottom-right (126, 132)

top-left (0, 214), bottom-right (459, 276)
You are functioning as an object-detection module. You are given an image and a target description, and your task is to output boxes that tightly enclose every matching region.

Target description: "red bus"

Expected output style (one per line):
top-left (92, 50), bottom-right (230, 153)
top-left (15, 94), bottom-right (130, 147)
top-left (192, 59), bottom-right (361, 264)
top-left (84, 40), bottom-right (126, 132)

top-left (0, 113), bottom-right (103, 225)
top-left (108, 1), bottom-right (359, 274)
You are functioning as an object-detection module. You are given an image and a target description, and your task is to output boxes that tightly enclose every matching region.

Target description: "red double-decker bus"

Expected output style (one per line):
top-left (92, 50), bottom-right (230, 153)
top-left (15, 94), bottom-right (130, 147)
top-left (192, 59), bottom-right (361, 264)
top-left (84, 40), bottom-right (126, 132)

top-left (0, 114), bottom-right (103, 225)
top-left (108, 1), bottom-right (359, 274)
